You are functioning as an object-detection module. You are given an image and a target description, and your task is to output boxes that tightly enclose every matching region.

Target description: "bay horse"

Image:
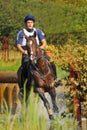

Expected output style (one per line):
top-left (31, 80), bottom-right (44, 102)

top-left (17, 32), bottom-right (59, 119)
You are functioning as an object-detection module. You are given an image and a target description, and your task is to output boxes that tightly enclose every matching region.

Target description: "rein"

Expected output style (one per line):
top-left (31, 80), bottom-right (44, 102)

top-left (30, 61), bottom-right (46, 82)
top-left (26, 33), bottom-right (52, 85)
top-left (30, 56), bottom-right (51, 83)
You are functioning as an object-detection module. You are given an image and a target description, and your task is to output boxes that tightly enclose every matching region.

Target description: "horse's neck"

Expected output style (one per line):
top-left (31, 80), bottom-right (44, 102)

top-left (36, 57), bottom-right (50, 75)
top-left (37, 48), bottom-right (44, 59)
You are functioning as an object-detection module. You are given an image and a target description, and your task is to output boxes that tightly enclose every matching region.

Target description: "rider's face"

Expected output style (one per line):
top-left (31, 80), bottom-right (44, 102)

top-left (25, 20), bottom-right (34, 30)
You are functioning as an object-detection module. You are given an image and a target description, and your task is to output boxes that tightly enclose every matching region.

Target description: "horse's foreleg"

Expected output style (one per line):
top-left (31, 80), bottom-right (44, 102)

top-left (35, 88), bottom-right (54, 120)
top-left (49, 87), bottom-right (59, 113)
top-left (26, 78), bottom-right (32, 102)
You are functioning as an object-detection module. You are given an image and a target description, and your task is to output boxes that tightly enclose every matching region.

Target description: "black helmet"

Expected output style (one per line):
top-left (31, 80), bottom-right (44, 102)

top-left (24, 14), bottom-right (35, 22)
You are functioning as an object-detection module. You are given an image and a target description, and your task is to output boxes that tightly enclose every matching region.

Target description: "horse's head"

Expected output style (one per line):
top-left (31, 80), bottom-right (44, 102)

top-left (26, 31), bottom-right (38, 63)
top-left (26, 31), bottom-right (44, 63)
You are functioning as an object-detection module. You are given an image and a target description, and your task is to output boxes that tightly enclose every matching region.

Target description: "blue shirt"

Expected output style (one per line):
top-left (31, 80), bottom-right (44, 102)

top-left (16, 28), bottom-right (45, 50)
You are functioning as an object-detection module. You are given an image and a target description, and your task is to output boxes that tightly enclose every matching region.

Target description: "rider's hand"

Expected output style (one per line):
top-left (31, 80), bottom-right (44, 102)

top-left (39, 46), bottom-right (45, 55)
top-left (23, 50), bottom-right (28, 55)
top-left (39, 45), bottom-right (45, 50)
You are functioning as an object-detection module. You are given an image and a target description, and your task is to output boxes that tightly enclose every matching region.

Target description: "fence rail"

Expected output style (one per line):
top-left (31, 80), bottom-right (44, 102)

top-left (0, 72), bottom-right (18, 83)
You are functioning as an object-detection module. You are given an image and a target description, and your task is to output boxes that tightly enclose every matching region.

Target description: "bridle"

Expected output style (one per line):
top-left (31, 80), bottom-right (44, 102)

top-left (26, 36), bottom-right (38, 63)
top-left (26, 36), bottom-right (51, 82)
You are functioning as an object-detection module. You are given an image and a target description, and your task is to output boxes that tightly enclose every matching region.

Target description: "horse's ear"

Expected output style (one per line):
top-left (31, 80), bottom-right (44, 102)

top-left (34, 31), bottom-right (36, 37)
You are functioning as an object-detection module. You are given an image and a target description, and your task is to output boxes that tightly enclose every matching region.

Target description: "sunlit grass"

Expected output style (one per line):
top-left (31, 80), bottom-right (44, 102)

top-left (0, 50), bottom-right (21, 72)
top-left (0, 50), bottom-right (69, 79)
top-left (50, 115), bottom-right (77, 130)
top-left (0, 59), bottom-right (21, 72)
top-left (0, 89), bottom-right (77, 130)
top-left (0, 84), bottom-right (78, 130)
top-left (0, 88), bottom-right (48, 130)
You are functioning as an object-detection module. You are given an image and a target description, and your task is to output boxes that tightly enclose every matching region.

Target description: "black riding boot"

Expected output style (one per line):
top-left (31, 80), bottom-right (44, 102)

top-left (50, 62), bottom-right (62, 87)
top-left (44, 54), bottom-right (62, 87)
top-left (50, 61), bottom-right (57, 80)
top-left (44, 54), bottom-right (57, 79)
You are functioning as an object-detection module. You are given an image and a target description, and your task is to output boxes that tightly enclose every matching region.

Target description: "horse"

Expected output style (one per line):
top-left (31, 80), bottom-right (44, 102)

top-left (17, 32), bottom-right (59, 119)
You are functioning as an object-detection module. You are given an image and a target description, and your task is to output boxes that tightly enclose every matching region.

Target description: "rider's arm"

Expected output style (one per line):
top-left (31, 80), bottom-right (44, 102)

top-left (40, 38), bottom-right (47, 50)
top-left (16, 30), bottom-right (28, 55)
top-left (17, 44), bottom-right (28, 55)
top-left (36, 29), bottom-right (47, 50)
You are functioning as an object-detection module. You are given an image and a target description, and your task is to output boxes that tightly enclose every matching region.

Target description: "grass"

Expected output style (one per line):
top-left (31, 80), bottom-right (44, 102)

top-left (50, 116), bottom-right (77, 130)
top-left (0, 88), bottom-right (48, 130)
top-left (0, 50), bottom-right (21, 72)
top-left (0, 88), bottom-right (77, 130)
top-left (0, 59), bottom-right (21, 72)
top-left (0, 50), bottom-right (69, 79)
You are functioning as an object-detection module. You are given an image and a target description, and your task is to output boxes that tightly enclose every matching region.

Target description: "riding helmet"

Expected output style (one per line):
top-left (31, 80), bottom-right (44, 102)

top-left (24, 14), bottom-right (35, 22)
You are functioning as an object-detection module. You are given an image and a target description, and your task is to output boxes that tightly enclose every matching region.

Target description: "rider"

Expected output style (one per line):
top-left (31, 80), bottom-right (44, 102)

top-left (16, 14), bottom-right (57, 85)
top-left (16, 14), bottom-right (47, 79)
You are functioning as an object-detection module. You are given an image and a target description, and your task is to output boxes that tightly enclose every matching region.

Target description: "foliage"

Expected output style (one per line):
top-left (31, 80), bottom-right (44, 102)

top-left (47, 41), bottom-right (87, 118)
top-left (60, 0), bottom-right (87, 6)
top-left (50, 115), bottom-right (77, 130)
top-left (45, 43), bottom-right (56, 52)
top-left (50, 41), bottom-right (87, 101)
top-left (1, 0), bottom-right (87, 45)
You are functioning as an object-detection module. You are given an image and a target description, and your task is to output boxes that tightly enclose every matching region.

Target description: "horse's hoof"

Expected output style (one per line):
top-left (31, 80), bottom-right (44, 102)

top-left (49, 114), bottom-right (54, 120)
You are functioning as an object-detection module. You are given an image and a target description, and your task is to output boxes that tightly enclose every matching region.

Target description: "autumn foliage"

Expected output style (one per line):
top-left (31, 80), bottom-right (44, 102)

top-left (47, 41), bottom-right (87, 102)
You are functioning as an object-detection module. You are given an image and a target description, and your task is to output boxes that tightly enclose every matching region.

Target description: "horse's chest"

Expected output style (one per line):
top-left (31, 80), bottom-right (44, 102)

top-left (37, 60), bottom-right (48, 73)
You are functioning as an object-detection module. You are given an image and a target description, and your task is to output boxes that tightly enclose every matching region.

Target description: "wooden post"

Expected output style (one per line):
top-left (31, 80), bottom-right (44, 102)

top-left (69, 66), bottom-right (82, 128)
top-left (1, 36), bottom-right (9, 62)
top-left (0, 83), bottom-right (20, 113)
top-left (0, 84), bottom-right (7, 113)
top-left (74, 97), bottom-right (82, 127)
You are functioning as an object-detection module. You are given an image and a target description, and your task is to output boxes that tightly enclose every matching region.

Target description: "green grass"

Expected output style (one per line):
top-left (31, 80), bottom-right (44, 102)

top-left (0, 50), bottom-right (21, 72)
top-left (50, 116), bottom-right (77, 130)
top-left (0, 49), bottom-right (69, 78)
top-left (0, 59), bottom-right (69, 79)
top-left (0, 59), bottom-right (21, 72)
top-left (0, 88), bottom-right (77, 130)
top-left (0, 88), bottom-right (48, 130)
